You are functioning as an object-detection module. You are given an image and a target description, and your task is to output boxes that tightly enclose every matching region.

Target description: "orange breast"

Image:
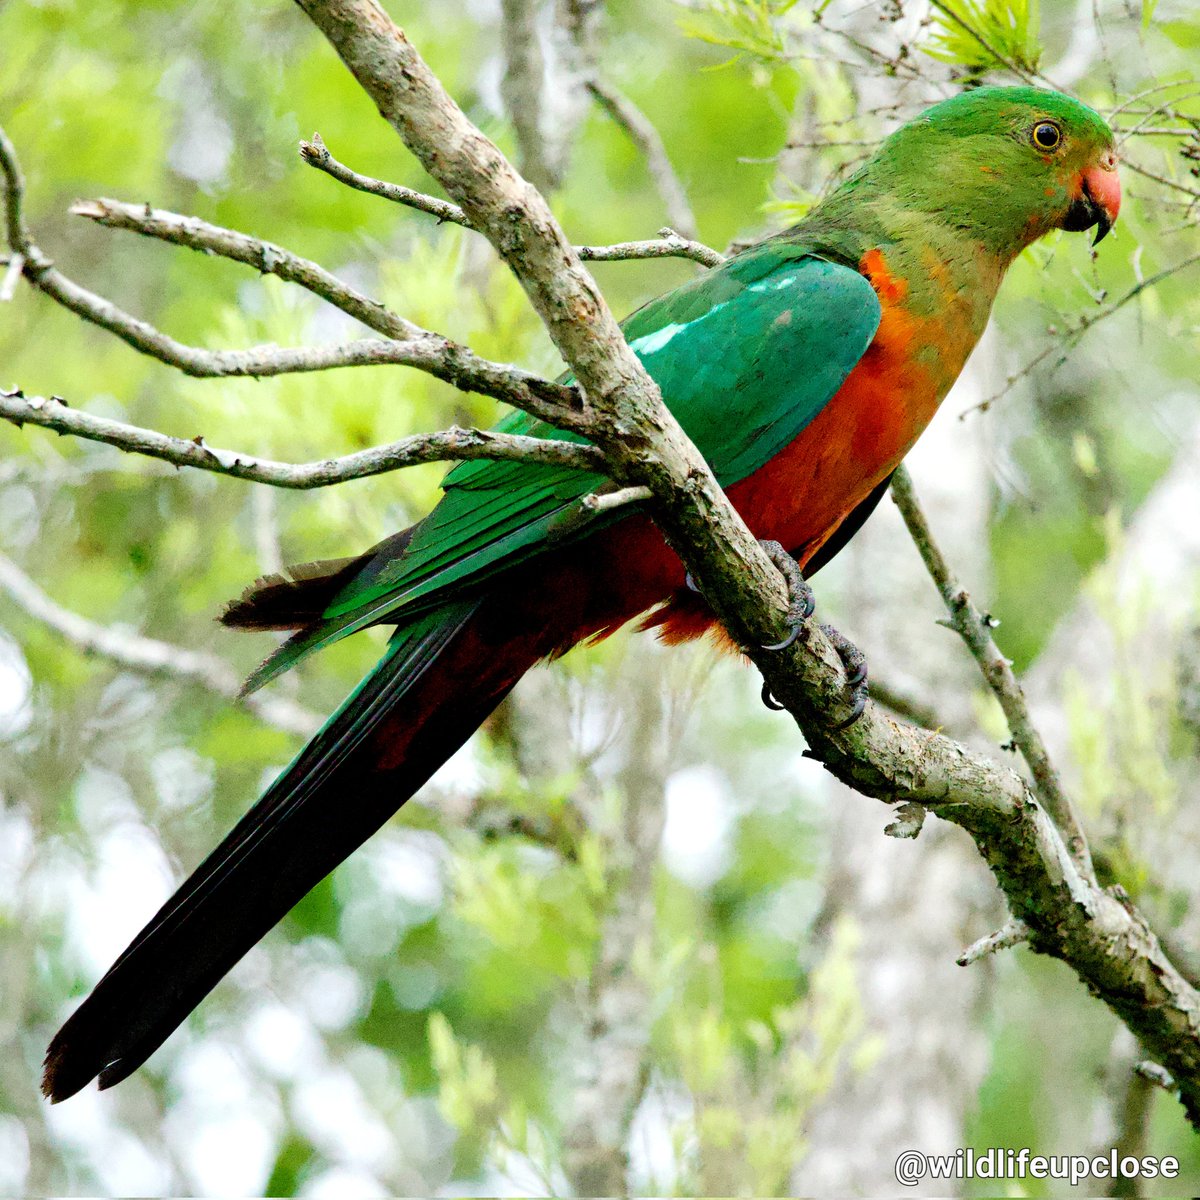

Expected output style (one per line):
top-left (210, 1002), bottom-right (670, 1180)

top-left (647, 245), bottom-right (986, 645)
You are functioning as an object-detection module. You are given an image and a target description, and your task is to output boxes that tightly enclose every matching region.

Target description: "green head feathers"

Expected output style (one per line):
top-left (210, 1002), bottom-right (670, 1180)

top-left (808, 87), bottom-right (1120, 262)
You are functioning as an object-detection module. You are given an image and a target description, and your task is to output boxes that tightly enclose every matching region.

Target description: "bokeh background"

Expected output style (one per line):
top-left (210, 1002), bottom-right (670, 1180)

top-left (3, 0), bottom-right (1200, 1193)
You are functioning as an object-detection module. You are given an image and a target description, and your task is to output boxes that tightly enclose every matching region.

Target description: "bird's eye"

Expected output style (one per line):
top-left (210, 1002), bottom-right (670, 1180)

top-left (1031, 121), bottom-right (1062, 150)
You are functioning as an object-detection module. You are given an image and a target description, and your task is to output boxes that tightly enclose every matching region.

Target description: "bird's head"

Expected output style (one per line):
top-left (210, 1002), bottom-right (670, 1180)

top-left (866, 86), bottom-right (1120, 257)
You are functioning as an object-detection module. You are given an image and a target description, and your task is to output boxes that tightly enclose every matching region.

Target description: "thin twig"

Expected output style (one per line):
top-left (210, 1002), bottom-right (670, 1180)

top-left (70, 196), bottom-right (430, 339)
top-left (0, 388), bottom-right (604, 486)
top-left (301, 133), bottom-right (724, 266)
top-left (579, 229), bottom-right (725, 269)
top-left (890, 465), bottom-right (1094, 877)
top-left (0, 552), bottom-right (319, 737)
top-left (965, 252), bottom-right (1200, 416)
top-left (957, 919), bottom-right (1030, 966)
top-left (300, 132), bottom-right (469, 223)
top-left (579, 483), bottom-right (651, 513)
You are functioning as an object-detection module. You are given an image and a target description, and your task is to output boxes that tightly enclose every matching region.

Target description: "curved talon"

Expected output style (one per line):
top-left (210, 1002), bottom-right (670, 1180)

top-left (762, 623), bottom-right (802, 652)
top-left (757, 539), bottom-right (815, 650)
top-left (761, 681), bottom-right (786, 711)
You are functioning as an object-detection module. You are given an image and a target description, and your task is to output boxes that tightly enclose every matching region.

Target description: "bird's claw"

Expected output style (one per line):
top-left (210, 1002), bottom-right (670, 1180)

top-left (758, 540), bottom-right (814, 650)
top-left (819, 621), bottom-right (869, 730)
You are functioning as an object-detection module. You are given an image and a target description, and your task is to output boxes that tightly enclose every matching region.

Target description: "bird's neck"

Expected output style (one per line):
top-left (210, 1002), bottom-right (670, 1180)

top-left (793, 192), bottom-right (1010, 351)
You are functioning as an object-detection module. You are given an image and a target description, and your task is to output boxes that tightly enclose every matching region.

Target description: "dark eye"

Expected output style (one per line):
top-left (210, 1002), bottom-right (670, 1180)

top-left (1031, 121), bottom-right (1062, 150)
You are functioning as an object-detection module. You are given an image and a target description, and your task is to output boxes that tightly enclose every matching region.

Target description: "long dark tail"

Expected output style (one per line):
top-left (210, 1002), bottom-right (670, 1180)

top-left (43, 596), bottom-right (534, 1101)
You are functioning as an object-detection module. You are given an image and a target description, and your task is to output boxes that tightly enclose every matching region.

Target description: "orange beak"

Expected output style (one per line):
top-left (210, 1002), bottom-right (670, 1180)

top-left (1068, 151), bottom-right (1121, 244)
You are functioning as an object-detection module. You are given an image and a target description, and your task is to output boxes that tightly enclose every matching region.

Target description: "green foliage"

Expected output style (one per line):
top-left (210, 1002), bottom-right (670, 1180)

top-left (924, 0), bottom-right (1044, 77)
top-left (677, 0), bottom-right (805, 67)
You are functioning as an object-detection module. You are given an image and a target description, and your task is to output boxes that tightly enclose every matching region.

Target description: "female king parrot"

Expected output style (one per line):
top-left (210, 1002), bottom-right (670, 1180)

top-left (43, 85), bottom-right (1121, 1100)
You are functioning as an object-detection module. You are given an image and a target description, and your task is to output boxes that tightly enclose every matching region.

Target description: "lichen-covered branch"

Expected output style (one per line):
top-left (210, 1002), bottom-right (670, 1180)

top-left (0, 388), bottom-right (604, 486)
top-left (292, 0), bottom-right (1200, 1126)
top-left (0, 552), bottom-right (319, 738)
top-left (889, 464), bottom-right (1094, 876)
top-left (578, 229), bottom-right (725, 268)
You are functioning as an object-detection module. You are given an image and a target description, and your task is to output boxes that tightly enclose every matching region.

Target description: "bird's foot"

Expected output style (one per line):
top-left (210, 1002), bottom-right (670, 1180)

top-left (819, 621), bottom-right (869, 730)
top-left (757, 540), bottom-right (814, 650)
top-left (760, 622), bottom-right (869, 725)
top-left (683, 540), bottom-right (814, 649)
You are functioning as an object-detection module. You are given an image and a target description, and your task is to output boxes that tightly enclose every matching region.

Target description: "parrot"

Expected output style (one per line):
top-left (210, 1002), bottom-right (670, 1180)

top-left (43, 85), bottom-right (1120, 1101)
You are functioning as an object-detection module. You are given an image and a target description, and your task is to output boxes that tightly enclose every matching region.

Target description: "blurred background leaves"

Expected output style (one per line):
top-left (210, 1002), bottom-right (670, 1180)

top-left (3, 0), bottom-right (1200, 1193)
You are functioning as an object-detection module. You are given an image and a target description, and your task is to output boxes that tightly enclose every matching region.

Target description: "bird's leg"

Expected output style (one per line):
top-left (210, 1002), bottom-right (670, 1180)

top-left (757, 539), bottom-right (815, 650)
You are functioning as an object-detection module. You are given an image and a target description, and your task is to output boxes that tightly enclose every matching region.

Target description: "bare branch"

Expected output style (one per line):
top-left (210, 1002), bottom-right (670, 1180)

top-left (0, 388), bottom-right (604, 487)
top-left (560, 0), bottom-right (698, 238)
top-left (579, 483), bottom-right (651, 513)
top-left (299, 132), bottom-right (469, 223)
top-left (964, 252), bottom-right (1200, 416)
top-left (890, 464), bottom-right (1094, 876)
top-left (500, 0), bottom-right (558, 194)
top-left (0, 552), bottom-right (319, 738)
top-left (70, 196), bottom-right (427, 340)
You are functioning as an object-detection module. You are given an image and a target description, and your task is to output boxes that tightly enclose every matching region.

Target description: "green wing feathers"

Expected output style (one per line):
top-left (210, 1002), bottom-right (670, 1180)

top-left (238, 247), bottom-right (881, 694)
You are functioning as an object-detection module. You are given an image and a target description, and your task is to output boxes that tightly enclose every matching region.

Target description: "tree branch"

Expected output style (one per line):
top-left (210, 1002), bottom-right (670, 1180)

top-left (291, 0), bottom-right (1200, 1126)
top-left (578, 228), bottom-right (725, 268)
top-left (584, 76), bottom-right (698, 240)
top-left (0, 552), bottom-right (319, 738)
top-left (0, 388), bottom-right (605, 487)
top-left (0, 131), bottom-right (579, 424)
top-left (890, 464), bottom-right (1094, 876)
top-left (499, 0), bottom-right (558, 194)
top-left (63, 196), bottom-right (581, 422)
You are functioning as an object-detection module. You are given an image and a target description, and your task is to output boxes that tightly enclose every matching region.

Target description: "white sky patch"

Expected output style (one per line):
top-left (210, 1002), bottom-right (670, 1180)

top-left (301, 1165), bottom-right (389, 1199)
top-left (166, 1039), bottom-right (281, 1195)
top-left (0, 632), bottom-right (31, 737)
top-left (661, 764), bottom-right (735, 888)
top-left (0, 802), bottom-right (34, 917)
top-left (367, 830), bottom-right (448, 910)
top-left (628, 1077), bottom-right (695, 1194)
top-left (293, 956), bottom-right (366, 1032)
top-left (149, 745), bottom-right (215, 814)
top-left (0, 1116), bottom-right (30, 1194)
top-left (67, 822), bottom-right (176, 975)
top-left (243, 998), bottom-right (327, 1082)
top-left (46, 1089), bottom-right (173, 1196)
top-left (293, 1068), bottom-right (395, 1172)
top-left (427, 739), bottom-right (484, 800)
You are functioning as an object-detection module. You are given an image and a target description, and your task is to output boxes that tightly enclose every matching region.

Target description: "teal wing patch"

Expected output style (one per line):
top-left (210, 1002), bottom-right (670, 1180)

top-left (243, 247), bottom-right (880, 692)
